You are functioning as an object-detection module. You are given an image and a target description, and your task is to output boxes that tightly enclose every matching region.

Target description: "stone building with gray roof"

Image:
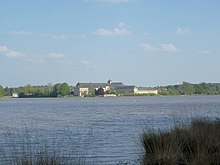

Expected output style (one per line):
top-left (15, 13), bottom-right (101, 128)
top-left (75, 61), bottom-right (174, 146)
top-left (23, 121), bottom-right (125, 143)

top-left (74, 80), bottom-right (158, 96)
top-left (74, 81), bottom-right (112, 96)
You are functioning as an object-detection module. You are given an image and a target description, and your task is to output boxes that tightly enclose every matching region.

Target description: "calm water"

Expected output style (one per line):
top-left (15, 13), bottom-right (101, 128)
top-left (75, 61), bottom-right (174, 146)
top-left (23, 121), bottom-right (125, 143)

top-left (0, 96), bottom-right (220, 164)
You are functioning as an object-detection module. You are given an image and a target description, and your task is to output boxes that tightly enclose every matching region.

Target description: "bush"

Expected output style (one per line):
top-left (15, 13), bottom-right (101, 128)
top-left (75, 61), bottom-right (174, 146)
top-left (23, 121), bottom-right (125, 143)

top-left (141, 118), bottom-right (220, 165)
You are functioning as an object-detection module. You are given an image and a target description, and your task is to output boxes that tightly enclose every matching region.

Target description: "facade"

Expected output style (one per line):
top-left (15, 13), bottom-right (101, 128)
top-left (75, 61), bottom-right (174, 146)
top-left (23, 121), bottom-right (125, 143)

top-left (74, 80), bottom-right (158, 97)
top-left (135, 87), bottom-right (158, 95)
top-left (74, 87), bottom-right (89, 97)
top-left (74, 82), bottom-right (111, 96)
top-left (12, 92), bottom-right (19, 98)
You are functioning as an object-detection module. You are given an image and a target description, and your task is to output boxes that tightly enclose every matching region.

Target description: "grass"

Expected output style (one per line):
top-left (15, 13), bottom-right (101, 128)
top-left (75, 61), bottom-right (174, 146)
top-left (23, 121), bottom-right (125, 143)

top-left (0, 126), bottom-right (89, 165)
top-left (141, 118), bottom-right (220, 165)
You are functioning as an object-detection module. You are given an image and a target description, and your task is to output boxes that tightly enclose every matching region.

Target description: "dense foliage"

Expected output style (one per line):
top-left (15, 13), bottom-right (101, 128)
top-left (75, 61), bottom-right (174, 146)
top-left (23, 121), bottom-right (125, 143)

top-left (0, 85), bottom-right (5, 98)
top-left (52, 83), bottom-right (70, 97)
top-left (159, 82), bottom-right (220, 96)
top-left (2, 83), bottom-right (73, 98)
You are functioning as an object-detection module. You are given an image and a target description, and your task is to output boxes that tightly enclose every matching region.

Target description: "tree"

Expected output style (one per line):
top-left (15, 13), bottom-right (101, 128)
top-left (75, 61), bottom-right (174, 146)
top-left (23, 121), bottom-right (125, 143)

top-left (88, 87), bottom-right (95, 97)
top-left (24, 84), bottom-right (34, 95)
top-left (0, 85), bottom-right (5, 98)
top-left (59, 83), bottom-right (70, 96)
top-left (52, 83), bottom-right (61, 97)
top-left (18, 92), bottom-right (25, 98)
top-left (52, 82), bottom-right (70, 97)
top-left (159, 87), bottom-right (179, 95)
top-left (42, 83), bottom-right (53, 96)
top-left (195, 83), bottom-right (208, 94)
top-left (4, 87), bottom-right (12, 96)
top-left (182, 82), bottom-right (195, 95)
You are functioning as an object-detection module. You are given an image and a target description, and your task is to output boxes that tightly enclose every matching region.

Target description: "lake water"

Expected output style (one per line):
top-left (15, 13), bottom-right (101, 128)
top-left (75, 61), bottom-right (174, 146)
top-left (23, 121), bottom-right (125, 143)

top-left (0, 96), bottom-right (220, 164)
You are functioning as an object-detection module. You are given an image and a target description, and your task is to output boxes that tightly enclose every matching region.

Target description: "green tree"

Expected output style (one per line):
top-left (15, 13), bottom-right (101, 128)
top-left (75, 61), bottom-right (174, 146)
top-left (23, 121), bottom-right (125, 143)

top-left (52, 83), bottom-right (61, 97)
top-left (194, 82), bottom-right (209, 94)
top-left (88, 87), bottom-right (95, 97)
top-left (45, 83), bottom-right (53, 95)
top-left (18, 92), bottom-right (25, 98)
top-left (159, 87), bottom-right (179, 95)
top-left (4, 87), bottom-right (12, 96)
top-left (182, 82), bottom-right (195, 95)
top-left (52, 82), bottom-right (70, 97)
top-left (24, 84), bottom-right (34, 95)
top-left (0, 85), bottom-right (5, 98)
top-left (59, 83), bottom-right (70, 96)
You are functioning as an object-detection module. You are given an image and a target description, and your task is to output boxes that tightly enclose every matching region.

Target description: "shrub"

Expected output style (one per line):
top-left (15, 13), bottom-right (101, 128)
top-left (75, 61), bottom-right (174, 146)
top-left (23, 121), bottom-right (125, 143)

top-left (141, 118), bottom-right (220, 165)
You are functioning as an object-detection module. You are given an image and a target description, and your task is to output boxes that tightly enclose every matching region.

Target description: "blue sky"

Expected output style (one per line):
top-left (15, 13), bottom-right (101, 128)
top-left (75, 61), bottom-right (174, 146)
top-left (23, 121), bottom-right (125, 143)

top-left (0, 0), bottom-right (220, 87)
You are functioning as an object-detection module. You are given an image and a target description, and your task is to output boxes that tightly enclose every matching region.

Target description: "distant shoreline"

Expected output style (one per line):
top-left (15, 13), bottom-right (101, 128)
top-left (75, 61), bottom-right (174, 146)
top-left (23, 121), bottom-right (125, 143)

top-left (2, 94), bottom-right (220, 100)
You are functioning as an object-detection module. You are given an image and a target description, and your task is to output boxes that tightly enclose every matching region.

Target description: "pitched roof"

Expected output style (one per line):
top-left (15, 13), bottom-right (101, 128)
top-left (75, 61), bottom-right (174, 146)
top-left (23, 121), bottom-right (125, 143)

top-left (115, 85), bottom-right (136, 90)
top-left (138, 87), bottom-right (158, 90)
top-left (76, 83), bottom-right (109, 88)
top-left (76, 81), bottom-right (125, 88)
top-left (110, 82), bottom-right (124, 87)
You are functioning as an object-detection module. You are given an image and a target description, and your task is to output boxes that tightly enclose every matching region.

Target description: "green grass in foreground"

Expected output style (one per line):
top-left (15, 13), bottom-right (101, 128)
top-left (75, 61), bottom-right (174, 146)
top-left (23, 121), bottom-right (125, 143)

top-left (141, 118), bottom-right (220, 165)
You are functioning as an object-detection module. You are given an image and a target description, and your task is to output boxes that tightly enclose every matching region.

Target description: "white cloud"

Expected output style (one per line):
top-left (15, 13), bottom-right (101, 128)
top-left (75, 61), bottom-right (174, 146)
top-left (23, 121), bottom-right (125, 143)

top-left (175, 27), bottom-right (190, 35)
top-left (118, 22), bottom-right (129, 29)
top-left (0, 45), bottom-right (71, 66)
top-left (26, 58), bottom-right (47, 64)
top-left (84, 0), bottom-right (130, 4)
top-left (139, 43), bottom-right (181, 53)
top-left (26, 52), bottom-right (70, 65)
top-left (9, 30), bottom-right (34, 35)
top-left (139, 43), bottom-right (159, 52)
top-left (161, 43), bottom-right (181, 53)
top-left (93, 22), bottom-right (132, 37)
top-left (47, 53), bottom-right (65, 59)
top-left (0, 46), bottom-right (8, 52)
top-left (0, 45), bottom-right (25, 58)
top-left (26, 53), bottom-right (68, 64)
top-left (41, 34), bottom-right (87, 40)
top-left (94, 28), bottom-right (131, 36)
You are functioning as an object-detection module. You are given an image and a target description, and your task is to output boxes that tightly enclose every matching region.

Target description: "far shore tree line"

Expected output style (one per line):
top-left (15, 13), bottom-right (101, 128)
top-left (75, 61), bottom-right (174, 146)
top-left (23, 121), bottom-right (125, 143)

top-left (159, 82), bottom-right (220, 96)
top-left (1, 82), bottom-right (220, 98)
top-left (0, 83), bottom-right (72, 98)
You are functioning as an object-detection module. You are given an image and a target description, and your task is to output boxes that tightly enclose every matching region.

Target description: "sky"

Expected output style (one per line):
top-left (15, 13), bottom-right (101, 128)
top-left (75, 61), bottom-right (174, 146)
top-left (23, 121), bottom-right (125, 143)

top-left (0, 0), bottom-right (220, 87)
